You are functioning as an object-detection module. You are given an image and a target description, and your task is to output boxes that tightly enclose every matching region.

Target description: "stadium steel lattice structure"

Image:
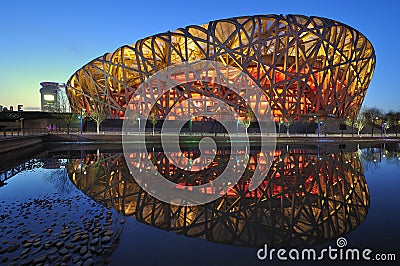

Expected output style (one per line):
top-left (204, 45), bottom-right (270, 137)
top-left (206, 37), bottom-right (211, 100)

top-left (68, 146), bottom-right (369, 247)
top-left (66, 14), bottom-right (375, 122)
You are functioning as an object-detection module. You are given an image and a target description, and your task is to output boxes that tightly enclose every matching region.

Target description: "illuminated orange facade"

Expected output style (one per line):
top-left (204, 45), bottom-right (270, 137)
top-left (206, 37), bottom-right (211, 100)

top-left (66, 14), bottom-right (375, 122)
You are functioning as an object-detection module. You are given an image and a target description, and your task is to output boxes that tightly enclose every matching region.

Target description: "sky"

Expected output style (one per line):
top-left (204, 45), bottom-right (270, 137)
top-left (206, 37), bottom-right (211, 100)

top-left (0, 0), bottom-right (398, 111)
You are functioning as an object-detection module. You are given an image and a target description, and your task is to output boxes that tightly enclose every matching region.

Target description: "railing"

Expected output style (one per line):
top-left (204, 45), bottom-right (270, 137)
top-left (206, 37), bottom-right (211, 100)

top-left (0, 127), bottom-right (399, 138)
top-left (0, 128), bottom-right (47, 138)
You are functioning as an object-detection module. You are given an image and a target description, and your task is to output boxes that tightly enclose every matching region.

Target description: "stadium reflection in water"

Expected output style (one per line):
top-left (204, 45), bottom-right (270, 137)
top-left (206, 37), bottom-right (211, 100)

top-left (68, 145), bottom-right (369, 248)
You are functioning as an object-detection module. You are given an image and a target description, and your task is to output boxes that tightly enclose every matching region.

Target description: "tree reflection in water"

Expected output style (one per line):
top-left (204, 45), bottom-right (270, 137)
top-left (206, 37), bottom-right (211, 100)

top-left (42, 159), bottom-right (76, 195)
top-left (67, 145), bottom-right (370, 248)
top-left (358, 142), bottom-right (400, 172)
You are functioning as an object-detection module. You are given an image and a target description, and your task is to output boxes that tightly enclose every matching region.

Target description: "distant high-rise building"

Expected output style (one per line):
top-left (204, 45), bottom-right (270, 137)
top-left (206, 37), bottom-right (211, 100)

top-left (40, 82), bottom-right (69, 112)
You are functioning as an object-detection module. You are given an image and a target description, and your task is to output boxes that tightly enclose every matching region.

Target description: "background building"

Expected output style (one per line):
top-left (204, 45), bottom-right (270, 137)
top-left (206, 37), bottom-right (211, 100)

top-left (40, 82), bottom-right (70, 113)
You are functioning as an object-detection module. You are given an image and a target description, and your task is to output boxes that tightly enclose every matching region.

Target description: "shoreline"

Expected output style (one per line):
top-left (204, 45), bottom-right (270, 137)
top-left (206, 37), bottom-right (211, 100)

top-left (1, 133), bottom-right (399, 155)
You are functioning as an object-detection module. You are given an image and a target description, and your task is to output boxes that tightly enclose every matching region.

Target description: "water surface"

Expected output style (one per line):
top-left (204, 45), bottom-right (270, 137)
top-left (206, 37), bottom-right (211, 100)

top-left (0, 142), bottom-right (399, 265)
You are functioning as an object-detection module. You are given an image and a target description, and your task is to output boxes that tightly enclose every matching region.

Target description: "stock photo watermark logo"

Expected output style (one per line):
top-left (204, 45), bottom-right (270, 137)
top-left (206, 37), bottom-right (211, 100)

top-left (122, 60), bottom-right (276, 206)
top-left (257, 237), bottom-right (397, 262)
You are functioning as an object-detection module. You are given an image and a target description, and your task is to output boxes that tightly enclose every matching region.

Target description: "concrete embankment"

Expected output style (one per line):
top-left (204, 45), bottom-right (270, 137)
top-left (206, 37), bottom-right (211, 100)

top-left (2, 133), bottom-right (399, 154)
top-left (44, 133), bottom-right (400, 144)
top-left (0, 135), bottom-right (47, 154)
top-left (44, 133), bottom-right (122, 143)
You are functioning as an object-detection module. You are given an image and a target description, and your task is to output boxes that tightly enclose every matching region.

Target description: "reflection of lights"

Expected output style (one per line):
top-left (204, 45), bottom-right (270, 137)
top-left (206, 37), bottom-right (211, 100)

top-left (383, 155), bottom-right (386, 158)
top-left (67, 146), bottom-right (371, 249)
top-left (373, 159), bottom-right (377, 162)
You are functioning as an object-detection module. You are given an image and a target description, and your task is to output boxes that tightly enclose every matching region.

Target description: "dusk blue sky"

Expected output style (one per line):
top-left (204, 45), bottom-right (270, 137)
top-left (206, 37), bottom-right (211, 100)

top-left (0, 0), bottom-right (398, 111)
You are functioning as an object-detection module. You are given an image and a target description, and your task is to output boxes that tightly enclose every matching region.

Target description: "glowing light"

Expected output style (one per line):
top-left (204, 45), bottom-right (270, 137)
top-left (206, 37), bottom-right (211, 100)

top-left (43, 94), bottom-right (55, 101)
top-left (66, 15), bottom-right (375, 120)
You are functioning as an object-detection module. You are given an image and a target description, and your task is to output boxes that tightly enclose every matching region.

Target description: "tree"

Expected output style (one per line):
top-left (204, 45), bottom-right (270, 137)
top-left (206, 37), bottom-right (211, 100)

top-left (149, 111), bottom-right (157, 136)
top-left (241, 109), bottom-right (255, 135)
top-left (283, 114), bottom-right (295, 137)
top-left (277, 117), bottom-right (284, 137)
top-left (301, 116), bottom-right (313, 137)
top-left (63, 112), bottom-right (79, 134)
top-left (345, 108), bottom-right (367, 136)
top-left (90, 103), bottom-right (107, 134)
top-left (44, 166), bottom-right (74, 195)
top-left (52, 112), bottom-right (79, 133)
top-left (383, 111), bottom-right (399, 136)
top-left (58, 87), bottom-right (71, 113)
top-left (393, 112), bottom-right (400, 136)
top-left (353, 115), bottom-right (367, 136)
top-left (359, 147), bottom-right (381, 173)
top-left (397, 120), bottom-right (400, 137)
top-left (363, 107), bottom-right (383, 136)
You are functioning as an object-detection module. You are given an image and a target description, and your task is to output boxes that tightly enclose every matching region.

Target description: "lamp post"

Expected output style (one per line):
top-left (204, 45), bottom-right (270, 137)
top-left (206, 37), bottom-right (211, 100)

top-left (278, 116), bottom-right (281, 137)
top-left (20, 118), bottom-right (24, 135)
top-left (371, 119), bottom-right (374, 137)
top-left (382, 122), bottom-right (387, 137)
top-left (305, 118), bottom-right (308, 137)
top-left (314, 115), bottom-right (320, 137)
top-left (236, 117), bottom-right (239, 136)
top-left (371, 116), bottom-right (378, 137)
top-left (79, 113), bottom-right (82, 135)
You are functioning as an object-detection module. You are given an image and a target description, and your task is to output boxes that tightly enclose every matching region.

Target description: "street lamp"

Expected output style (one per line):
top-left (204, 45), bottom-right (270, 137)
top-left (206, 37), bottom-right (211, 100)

top-left (20, 118), bottom-right (24, 135)
top-left (382, 122), bottom-right (387, 137)
top-left (79, 115), bottom-right (82, 135)
top-left (276, 116), bottom-right (281, 137)
top-left (318, 121), bottom-right (323, 137)
top-left (371, 116), bottom-right (379, 137)
top-left (236, 117), bottom-right (239, 136)
top-left (314, 115), bottom-right (322, 137)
